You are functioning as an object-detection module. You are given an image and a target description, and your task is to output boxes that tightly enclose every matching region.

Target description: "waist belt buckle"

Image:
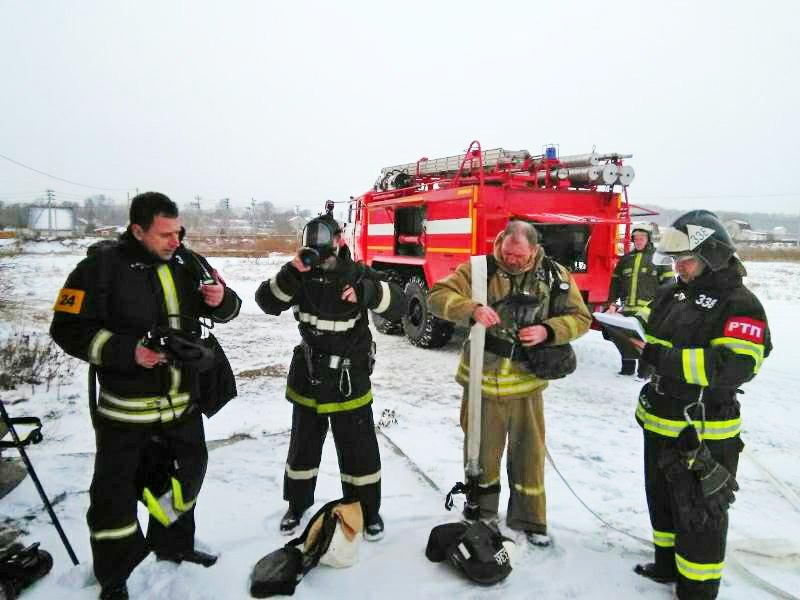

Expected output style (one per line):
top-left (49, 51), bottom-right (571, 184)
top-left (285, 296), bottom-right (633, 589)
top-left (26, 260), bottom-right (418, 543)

top-left (650, 373), bottom-right (664, 395)
top-left (328, 355), bottom-right (342, 369)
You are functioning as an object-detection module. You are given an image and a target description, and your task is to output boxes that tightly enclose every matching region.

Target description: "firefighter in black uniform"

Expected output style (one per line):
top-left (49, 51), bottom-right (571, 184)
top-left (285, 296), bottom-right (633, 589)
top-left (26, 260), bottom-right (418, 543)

top-left (50, 192), bottom-right (242, 600)
top-left (628, 210), bottom-right (771, 599)
top-left (255, 209), bottom-right (405, 541)
top-left (604, 223), bottom-right (674, 378)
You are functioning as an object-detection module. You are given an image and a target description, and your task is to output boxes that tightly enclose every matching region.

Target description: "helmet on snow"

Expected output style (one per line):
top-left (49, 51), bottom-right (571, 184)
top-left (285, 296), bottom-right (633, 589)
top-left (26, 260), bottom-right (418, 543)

top-left (655, 210), bottom-right (736, 271)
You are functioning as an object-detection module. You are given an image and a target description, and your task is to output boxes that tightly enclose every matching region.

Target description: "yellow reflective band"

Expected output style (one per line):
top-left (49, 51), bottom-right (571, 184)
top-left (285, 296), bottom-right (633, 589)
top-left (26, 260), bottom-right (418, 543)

top-left (653, 529), bottom-right (675, 548)
top-left (170, 366), bottom-right (181, 397)
top-left (91, 522), bottom-right (138, 541)
top-left (627, 252), bottom-right (643, 307)
top-left (480, 477), bottom-right (500, 488)
top-left (285, 465), bottom-right (319, 480)
top-left (341, 470), bottom-right (381, 486)
top-left (682, 348), bottom-right (709, 386)
top-left (645, 334), bottom-right (673, 348)
top-left (156, 265), bottom-right (181, 329)
top-left (88, 329), bottom-right (113, 365)
top-left (171, 477), bottom-right (195, 512)
top-left (142, 478), bottom-right (194, 527)
top-left (513, 482), bottom-right (545, 496)
top-left (143, 487), bottom-right (177, 527)
top-left (269, 277), bottom-right (293, 303)
top-left (636, 403), bottom-right (741, 440)
top-left (636, 306), bottom-right (652, 322)
top-left (660, 270), bottom-right (675, 281)
top-left (675, 553), bottom-right (724, 582)
top-left (457, 364), bottom-right (546, 397)
top-left (285, 386), bottom-right (373, 414)
top-left (711, 337), bottom-right (765, 373)
top-left (373, 281), bottom-right (392, 314)
top-left (99, 390), bottom-right (190, 411)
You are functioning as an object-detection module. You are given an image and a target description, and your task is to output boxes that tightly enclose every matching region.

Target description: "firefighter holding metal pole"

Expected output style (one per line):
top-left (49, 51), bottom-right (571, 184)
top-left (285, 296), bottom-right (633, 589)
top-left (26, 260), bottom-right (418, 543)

top-left (626, 210), bottom-right (771, 599)
top-left (429, 221), bottom-right (591, 547)
top-left (49, 192), bottom-right (242, 600)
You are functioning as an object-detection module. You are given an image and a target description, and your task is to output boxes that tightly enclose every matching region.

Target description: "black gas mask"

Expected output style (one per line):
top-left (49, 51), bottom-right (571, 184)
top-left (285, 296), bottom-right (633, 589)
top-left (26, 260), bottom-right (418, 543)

top-left (493, 293), bottom-right (543, 336)
top-left (299, 216), bottom-right (341, 269)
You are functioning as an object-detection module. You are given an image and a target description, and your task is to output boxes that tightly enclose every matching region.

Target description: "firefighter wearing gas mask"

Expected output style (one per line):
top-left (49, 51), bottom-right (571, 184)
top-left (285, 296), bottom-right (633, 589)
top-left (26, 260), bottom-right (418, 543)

top-left (604, 223), bottom-right (674, 378)
top-left (255, 207), bottom-right (406, 542)
top-left (429, 221), bottom-right (591, 548)
top-left (627, 210), bottom-right (771, 599)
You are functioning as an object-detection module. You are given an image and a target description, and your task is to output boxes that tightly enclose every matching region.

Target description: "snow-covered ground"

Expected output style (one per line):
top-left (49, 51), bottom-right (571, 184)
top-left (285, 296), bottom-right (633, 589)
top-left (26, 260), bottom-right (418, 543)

top-left (1, 248), bottom-right (798, 599)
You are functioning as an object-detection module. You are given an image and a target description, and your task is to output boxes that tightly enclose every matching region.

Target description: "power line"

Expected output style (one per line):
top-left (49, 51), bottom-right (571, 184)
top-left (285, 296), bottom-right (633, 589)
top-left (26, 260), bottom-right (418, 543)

top-left (637, 192), bottom-right (799, 201)
top-left (0, 152), bottom-right (136, 192)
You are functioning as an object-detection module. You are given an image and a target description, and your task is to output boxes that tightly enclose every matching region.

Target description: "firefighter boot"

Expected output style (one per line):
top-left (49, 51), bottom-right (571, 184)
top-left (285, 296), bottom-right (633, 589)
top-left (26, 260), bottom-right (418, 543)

top-left (279, 508), bottom-right (304, 537)
top-left (155, 549), bottom-right (218, 567)
top-left (619, 359), bottom-right (636, 376)
top-left (364, 515), bottom-right (385, 542)
top-left (634, 547), bottom-right (677, 584)
top-left (99, 583), bottom-right (129, 600)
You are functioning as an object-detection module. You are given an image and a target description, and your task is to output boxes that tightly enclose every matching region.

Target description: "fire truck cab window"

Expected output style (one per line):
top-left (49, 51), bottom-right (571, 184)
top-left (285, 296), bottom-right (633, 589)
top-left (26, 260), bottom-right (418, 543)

top-left (531, 223), bottom-right (590, 273)
top-left (395, 206), bottom-right (425, 257)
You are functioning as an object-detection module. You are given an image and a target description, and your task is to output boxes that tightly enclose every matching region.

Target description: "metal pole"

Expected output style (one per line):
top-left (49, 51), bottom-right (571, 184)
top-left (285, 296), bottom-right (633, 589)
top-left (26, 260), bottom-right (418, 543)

top-left (0, 402), bottom-right (79, 565)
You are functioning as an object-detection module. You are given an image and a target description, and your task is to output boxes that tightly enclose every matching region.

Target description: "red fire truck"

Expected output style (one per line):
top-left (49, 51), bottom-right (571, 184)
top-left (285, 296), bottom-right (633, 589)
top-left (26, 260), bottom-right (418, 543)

top-left (343, 140), bottom-right (644, 348)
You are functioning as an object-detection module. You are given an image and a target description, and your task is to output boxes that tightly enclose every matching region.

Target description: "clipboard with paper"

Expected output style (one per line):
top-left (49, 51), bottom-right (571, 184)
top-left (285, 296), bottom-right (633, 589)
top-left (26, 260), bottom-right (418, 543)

top-left (593, 311), bottom-right (647, 342)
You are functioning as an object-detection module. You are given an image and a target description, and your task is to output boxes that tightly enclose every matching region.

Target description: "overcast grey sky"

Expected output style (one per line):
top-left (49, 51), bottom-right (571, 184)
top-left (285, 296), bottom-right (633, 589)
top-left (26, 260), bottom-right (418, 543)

top-left (1, 0), bottom-right (798, 215)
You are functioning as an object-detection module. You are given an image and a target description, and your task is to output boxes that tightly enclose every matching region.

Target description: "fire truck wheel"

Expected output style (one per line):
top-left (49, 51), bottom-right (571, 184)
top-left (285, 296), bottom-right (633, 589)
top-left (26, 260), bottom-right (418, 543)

top-left (402, 276), bottom-right (454, 349)
top-left (371, 270), bottom-right (405, 335)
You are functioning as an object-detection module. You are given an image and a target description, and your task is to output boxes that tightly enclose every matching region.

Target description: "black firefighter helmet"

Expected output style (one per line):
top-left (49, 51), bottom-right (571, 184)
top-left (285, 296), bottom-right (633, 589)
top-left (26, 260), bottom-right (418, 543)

top-left (299, 212), bottom-right (342, 268)
top-left (655, 210), bottom-right (736, 272)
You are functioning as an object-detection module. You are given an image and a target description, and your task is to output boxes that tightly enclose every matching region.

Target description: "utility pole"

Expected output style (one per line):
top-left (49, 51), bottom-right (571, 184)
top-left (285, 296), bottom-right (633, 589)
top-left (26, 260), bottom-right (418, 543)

top-left (46, 189), bottom-right (55, 237)
top-left (250, 198), bottom-right (256, 231)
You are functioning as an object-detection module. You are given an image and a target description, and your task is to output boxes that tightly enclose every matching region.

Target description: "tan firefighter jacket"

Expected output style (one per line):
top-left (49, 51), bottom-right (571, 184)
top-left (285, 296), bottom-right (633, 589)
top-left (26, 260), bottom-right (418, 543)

top-left (428, 237), bottom-right (591, 400)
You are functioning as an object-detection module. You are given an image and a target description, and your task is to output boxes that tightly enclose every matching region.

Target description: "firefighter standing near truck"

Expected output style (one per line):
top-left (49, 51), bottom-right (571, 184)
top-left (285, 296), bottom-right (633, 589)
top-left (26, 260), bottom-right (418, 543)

top-left (629, 210), bottom-right (771, 599)
top-left (255, 209), bottom-right (405, 541)
top-left (50, 192), bottom-right (242, 600)
top-left (428, 221), bottom-right (592, 547)
top-left (604, 223), bottom-right (674, 378)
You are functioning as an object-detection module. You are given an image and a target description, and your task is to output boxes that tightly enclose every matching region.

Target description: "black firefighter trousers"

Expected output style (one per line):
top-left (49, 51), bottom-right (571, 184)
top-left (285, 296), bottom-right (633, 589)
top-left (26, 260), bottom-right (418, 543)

top-left (644, 430), bottom-right (743, 599)
top-left (87, 412), bottom-right (208, 589)
top-left (283, 404), bottom-right (381, 526)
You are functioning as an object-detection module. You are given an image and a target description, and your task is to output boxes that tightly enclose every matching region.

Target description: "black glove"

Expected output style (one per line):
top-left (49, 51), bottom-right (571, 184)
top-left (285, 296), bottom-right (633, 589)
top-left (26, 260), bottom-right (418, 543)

top-left (677, 426), bottom-right (739, 520)
top-left (142, 327), bottom-right (215, 371)
top-left (357, 278), bottom-right (379, 308)
top-left (640, 343), bottom-right (664, 366)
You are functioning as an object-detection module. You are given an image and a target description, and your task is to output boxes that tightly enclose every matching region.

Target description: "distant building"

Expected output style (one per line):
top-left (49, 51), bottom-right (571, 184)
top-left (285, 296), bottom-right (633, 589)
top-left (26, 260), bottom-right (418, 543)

top-left (25, 205), bottom-right (76, 237)
top-left (724, 220), bottom-right (767, 243)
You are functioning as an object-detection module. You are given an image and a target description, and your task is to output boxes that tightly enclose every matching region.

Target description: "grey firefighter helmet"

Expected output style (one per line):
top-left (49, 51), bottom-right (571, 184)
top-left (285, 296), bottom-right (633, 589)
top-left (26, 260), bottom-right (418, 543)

top-left (630, 222), bottom-right (653, 243)
top-left (655, 210), bottom-right (736, 271)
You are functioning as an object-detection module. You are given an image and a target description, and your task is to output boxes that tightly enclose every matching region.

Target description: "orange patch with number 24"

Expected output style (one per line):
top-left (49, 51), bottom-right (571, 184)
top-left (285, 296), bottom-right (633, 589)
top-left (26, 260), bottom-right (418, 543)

top-left (53, 288), bottom-right (86, 314)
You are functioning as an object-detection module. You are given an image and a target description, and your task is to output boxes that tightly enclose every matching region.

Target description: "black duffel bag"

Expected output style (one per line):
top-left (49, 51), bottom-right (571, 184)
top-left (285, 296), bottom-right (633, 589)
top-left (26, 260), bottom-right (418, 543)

top-left (524, 343), bottom-right (577, 380)
top-left (197, 333), bottom-right (237, 418)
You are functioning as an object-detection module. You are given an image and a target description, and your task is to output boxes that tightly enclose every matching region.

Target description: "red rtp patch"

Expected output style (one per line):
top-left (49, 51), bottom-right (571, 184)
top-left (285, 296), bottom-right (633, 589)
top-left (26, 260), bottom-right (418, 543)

top-left (723, 317), bottom-right (766, 343)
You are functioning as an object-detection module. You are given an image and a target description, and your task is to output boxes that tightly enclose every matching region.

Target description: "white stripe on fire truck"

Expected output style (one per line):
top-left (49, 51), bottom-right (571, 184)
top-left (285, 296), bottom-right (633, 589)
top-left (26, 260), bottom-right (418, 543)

top-left (367, 223), bottom-right (394, 235)
top-left (425, 218), bottom-right (472, 234)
